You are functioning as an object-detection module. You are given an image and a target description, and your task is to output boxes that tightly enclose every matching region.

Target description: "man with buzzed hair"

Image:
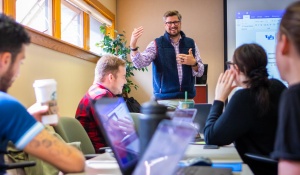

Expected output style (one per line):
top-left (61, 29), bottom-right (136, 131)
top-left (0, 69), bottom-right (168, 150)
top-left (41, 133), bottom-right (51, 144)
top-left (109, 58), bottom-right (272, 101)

top-left (76, 54), bottom-right (131, 153)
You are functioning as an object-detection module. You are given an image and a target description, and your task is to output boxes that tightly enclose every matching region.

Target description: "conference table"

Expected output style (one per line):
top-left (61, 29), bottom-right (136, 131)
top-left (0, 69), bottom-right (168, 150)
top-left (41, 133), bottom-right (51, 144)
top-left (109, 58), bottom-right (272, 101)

top-left (67, 144), bottom-right (253, 175)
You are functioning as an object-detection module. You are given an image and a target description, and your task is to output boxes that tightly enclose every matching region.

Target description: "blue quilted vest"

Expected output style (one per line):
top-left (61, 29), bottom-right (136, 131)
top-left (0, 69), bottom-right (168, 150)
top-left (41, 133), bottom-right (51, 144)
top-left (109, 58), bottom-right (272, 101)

top-left (153, 31), bottom-right (196, 100)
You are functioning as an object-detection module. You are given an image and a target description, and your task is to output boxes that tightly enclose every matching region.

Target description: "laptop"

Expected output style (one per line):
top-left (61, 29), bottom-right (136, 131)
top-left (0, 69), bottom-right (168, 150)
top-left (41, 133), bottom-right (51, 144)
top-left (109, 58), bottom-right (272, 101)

top-left (93, 98), bottom-right (231, 175)
top-left (172, 108), bottom-right (198, 123)
top-left (193, 104), bottom-right (212, 134)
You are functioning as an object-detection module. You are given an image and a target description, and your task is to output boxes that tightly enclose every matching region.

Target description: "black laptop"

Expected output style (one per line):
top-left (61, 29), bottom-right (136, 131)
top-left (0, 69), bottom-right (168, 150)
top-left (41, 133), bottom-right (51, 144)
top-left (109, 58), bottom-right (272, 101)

top-left (193, 104), bottom-right (212, 133)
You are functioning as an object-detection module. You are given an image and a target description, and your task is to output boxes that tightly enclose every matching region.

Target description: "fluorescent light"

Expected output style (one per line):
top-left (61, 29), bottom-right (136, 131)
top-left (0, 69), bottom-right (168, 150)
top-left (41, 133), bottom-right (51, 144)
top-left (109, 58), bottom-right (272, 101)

top-left (68, 0), bottom-right (112, 26)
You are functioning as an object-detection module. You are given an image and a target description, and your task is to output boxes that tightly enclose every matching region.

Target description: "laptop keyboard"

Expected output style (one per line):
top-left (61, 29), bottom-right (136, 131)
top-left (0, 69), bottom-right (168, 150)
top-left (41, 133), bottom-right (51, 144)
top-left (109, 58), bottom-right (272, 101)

top-left (176, 166), bottom-right (232, 175)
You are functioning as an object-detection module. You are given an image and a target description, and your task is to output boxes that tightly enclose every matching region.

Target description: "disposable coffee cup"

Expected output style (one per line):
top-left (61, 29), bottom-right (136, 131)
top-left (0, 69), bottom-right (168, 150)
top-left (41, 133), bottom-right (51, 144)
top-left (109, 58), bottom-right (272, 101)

top-left (178, 100), bottom-right (195, 109)
top-left (33, 79), bottom-right (58, 125)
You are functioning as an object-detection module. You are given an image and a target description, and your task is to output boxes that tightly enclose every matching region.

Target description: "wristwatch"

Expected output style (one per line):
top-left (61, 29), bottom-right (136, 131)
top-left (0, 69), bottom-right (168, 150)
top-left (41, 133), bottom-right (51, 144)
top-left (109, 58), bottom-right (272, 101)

top-left (130, 47), bottom-right (139, 51)
top-left (192, 61), bottom-right (198, 67)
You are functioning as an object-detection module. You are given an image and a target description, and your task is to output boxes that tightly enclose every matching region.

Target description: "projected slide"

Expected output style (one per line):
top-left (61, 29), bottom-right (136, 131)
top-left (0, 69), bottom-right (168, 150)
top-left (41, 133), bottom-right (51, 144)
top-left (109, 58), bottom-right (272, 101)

top-left (235, 10), bottom-right (287, 85)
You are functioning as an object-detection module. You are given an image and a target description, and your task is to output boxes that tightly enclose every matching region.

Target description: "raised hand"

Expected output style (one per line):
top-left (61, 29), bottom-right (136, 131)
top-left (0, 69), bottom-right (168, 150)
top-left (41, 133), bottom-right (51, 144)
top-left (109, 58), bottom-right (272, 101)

top-left (130, 26), bottom-right (144, 49)
top-left (215, 70), bottom-right (236, 102)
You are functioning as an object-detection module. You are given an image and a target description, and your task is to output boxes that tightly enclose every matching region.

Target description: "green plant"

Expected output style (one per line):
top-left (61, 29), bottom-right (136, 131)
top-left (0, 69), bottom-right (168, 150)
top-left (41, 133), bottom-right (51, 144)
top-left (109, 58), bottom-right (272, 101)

top-left (96, 25), bottom-right (148, 96)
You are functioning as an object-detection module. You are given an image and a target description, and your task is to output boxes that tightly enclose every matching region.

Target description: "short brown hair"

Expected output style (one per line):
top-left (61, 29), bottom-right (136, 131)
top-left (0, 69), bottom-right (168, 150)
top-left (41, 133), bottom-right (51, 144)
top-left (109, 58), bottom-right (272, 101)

top-left (94, 54), bottom-right (126, 83)
top-left (280, 1), bottom-right (300, 55)
top-left (163, 10), bottom-right (182, 21)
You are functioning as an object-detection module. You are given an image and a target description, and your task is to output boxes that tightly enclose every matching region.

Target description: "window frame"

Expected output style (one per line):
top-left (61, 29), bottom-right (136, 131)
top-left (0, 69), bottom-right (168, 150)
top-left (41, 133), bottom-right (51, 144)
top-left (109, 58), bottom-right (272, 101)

top-left (3, 0), bottom-right (115, 63)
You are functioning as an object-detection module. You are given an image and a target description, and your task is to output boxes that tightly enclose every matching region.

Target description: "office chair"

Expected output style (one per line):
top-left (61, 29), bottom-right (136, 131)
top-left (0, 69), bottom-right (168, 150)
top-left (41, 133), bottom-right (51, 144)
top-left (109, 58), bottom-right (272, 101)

top-left (1, 150), bottom-right (36, 175)
top-left (53, 117), bottom-right (99, 159)
top-left (53, 114), bottom-right (142, 158)
top-left (129, 112), bottom-right (144, 135)
top-left (244, 153), bottom-right (278, 175)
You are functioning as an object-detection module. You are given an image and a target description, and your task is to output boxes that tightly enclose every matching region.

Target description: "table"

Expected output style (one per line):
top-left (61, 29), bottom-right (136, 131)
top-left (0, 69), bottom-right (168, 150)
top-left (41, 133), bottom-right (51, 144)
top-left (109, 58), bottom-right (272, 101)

top-left (185, 144), bottom-right (242, 162)
top-left (67, 144), bottom-right (253, 175)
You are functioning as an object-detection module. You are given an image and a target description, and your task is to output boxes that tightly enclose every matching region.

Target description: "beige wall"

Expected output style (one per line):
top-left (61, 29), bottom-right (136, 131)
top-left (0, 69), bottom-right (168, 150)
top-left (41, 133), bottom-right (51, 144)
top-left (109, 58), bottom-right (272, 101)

top-left (8, 0), bottom-right (117, 117)
top-left (8, 0), bottom-right (222, 117)
top-left (117, 0), bottom-right (224, 104)
top-left (98, 0), bottom-right (116, 15)
top-left (8, 44), bottom-right (95, 117)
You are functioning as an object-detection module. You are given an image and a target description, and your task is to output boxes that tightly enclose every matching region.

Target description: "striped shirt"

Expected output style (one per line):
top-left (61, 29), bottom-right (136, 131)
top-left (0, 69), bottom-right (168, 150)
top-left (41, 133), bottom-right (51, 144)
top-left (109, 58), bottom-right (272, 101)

top-left (131, 37), bottom-right (204, 85)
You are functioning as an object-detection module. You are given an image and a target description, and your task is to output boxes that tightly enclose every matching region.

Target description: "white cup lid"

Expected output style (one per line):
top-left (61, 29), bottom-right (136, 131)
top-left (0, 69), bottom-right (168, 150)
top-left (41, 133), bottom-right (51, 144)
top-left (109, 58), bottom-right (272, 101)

top-left (33, 79), bottom-right (57, 88)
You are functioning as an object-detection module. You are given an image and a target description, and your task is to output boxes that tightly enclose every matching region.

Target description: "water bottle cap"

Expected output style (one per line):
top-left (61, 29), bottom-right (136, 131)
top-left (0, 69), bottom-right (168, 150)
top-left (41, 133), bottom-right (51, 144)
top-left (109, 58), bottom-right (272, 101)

top-left (141, 99), bottom-right (167, 114)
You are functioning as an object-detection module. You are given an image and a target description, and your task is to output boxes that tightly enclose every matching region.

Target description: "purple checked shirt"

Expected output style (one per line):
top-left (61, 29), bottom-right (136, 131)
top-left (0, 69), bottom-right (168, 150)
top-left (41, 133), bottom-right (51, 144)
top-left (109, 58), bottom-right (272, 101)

top-left (131, 37), bottom-right (204, 86)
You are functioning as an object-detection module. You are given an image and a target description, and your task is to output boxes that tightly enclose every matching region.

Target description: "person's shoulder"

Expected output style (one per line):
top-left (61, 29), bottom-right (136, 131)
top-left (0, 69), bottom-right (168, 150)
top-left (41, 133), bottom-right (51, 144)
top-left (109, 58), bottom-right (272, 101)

top-left (233, 88), bottom-right (249, 96)
top-left (230, 88), bottom-right (254, 102)
top-left (284, 82), bottom-right (300, 97)
top-left (0, 92), bottom-right (22, 108)
top-left (155, 34), bottom-right (165, 40)
top-left (88, 84), bottom-right (111, 99)
top-left (269, 78), bottom-right (286, 87)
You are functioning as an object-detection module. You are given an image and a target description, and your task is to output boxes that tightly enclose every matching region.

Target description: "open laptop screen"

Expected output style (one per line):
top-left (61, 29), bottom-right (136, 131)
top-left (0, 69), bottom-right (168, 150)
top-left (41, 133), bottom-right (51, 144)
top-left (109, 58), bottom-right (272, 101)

top-left (172, 108), bottom-right (197, 123)
top-left (133, 120), bottom-right (197, 175)
top-left (93, 97), bottom-right (139, 173)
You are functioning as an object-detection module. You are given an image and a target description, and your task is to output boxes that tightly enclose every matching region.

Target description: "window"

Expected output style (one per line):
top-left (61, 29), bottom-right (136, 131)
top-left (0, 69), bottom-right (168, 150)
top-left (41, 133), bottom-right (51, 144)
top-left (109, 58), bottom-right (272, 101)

top-left (0, 0), bottom-right (3, 13)
top-left (16, 0), bottom-right (52, 35)
top-left (61, 0), bottom-right (83, 47)
top-left (89, 15), bottom-right (104, 54)
top-left (3, 0), bottom-right (115, 62)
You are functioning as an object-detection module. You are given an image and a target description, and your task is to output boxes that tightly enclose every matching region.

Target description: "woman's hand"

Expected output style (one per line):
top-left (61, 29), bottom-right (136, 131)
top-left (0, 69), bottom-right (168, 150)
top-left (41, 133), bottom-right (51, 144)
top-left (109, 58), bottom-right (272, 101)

top-left (215, 70), bottom-right (236, 102)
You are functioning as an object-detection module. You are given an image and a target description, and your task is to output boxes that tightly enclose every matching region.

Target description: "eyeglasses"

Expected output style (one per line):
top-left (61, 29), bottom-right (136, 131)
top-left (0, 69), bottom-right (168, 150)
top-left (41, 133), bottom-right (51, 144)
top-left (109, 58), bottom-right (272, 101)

top-left (165, 21), bottom-right (181, 26)
top-left (226, 61), bottom-right (235, 70)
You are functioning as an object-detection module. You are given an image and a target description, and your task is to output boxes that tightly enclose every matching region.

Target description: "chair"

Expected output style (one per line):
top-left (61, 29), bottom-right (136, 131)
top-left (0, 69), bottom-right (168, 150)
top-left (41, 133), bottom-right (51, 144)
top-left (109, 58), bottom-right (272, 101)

top-left (129, 112), bottom-right (144, 135)
top-left (53, 117), bottom-right (99, 159)
top-left (2, 151), bottom-right (36, 175)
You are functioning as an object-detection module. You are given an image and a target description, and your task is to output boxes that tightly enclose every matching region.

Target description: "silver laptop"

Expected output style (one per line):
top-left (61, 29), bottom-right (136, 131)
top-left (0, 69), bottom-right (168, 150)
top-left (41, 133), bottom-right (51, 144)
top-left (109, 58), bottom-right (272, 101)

top-left (93, 98), bottom-right (231, 175)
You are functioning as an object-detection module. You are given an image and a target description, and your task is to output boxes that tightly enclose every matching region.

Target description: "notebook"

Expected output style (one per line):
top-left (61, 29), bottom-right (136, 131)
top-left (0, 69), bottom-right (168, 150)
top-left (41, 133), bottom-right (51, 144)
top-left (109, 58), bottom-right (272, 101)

top-left (93, 97), bottom-right (231, 175)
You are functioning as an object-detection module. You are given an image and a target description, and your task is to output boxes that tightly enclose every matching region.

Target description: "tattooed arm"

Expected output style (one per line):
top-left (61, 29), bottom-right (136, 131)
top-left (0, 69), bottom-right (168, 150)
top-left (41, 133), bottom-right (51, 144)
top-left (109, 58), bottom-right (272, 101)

top-left (23, 129), bottom-right (85, 173)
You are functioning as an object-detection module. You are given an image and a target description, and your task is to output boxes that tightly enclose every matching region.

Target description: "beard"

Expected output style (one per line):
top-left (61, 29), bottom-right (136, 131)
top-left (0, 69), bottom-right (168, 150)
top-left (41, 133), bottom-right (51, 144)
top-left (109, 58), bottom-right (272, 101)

top-left (0, 68), bottom-right (14, 93)
top-left (167, 27), bottom-right (180, 37)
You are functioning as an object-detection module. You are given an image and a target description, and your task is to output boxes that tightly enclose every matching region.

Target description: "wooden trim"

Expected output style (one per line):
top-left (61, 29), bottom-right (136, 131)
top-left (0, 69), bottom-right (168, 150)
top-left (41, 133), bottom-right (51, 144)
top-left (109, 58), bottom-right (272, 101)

top-left (52, 0), bottom-right (61, 39)
top-left (2, 0), bottom-right (111, 63)
top-left (84, 0), bottom-right (115, 38)
top-left (25, 27), bottom-right (100, 63)
top-left (83, 12), bottom-right (90, 50)
top-left (3, 0), bottom-right (15, 18)
top-left (84, 0), bottom-right (114, 21)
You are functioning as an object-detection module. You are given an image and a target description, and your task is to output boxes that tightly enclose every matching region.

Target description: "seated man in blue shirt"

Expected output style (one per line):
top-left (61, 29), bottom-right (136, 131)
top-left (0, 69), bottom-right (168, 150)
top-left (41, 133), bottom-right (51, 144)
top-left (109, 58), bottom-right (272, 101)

top-left (0, 13), bottom-right (85, 174)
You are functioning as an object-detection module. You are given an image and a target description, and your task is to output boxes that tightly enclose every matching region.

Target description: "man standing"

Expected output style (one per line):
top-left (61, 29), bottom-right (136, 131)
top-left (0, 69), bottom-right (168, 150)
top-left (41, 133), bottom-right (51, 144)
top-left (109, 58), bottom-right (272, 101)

top-left (130, 10), bottom-right (204, 109)
top-left (76, 54), bottom-right (129, 153)
top-left (0, 13), bottom-right (85, 174)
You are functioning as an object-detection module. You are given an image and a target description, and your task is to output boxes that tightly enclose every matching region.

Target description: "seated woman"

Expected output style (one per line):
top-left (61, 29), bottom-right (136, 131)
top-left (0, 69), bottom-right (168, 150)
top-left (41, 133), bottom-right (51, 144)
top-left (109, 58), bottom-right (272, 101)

top-left (204, 43), bottom-right (286, 175)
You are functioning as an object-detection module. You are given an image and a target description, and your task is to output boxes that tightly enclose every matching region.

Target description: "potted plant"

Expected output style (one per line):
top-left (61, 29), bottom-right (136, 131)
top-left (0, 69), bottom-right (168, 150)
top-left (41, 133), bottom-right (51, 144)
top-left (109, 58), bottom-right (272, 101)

top-left (96, 24), bottom-right (148, 98)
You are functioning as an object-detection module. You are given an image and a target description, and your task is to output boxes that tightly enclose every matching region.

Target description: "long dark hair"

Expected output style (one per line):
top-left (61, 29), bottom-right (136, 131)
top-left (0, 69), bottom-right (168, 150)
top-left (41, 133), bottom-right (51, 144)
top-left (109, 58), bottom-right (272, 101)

top-left (233, 43), bottom-right (270, 116)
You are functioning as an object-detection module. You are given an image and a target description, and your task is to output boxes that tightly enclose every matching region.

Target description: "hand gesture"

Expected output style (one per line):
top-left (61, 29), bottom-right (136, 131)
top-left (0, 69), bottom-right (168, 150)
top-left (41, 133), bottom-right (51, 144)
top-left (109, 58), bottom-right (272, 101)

top-left (215, 70), bottom-right (237, 102)
top-left (130, 26), bottom-right (144, 49)
top-left (176, 48), bottom-right (196, 65)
